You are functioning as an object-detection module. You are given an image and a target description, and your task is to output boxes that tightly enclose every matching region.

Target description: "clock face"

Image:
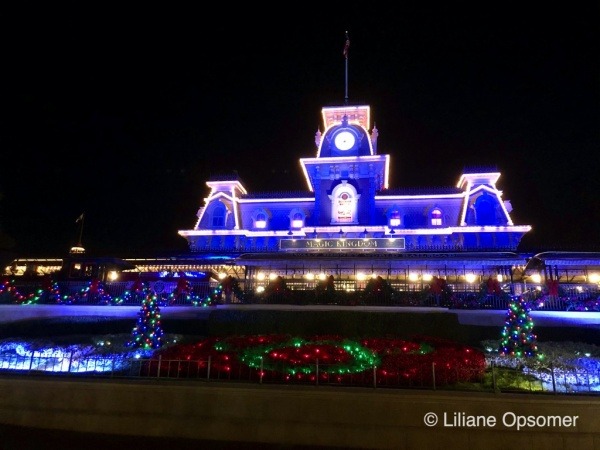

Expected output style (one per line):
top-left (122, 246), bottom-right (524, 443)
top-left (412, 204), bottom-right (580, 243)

top-left (334, 130), bottom-right (356, 151)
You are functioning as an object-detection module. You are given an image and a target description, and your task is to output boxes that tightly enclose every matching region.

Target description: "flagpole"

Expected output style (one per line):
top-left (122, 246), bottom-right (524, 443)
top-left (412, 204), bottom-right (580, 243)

top-left (344, 31), bottom-right (350, 105)
top-left (344, 53), bottom-right (348, 104)
top-left (77, 214), bottom-right (85, 247)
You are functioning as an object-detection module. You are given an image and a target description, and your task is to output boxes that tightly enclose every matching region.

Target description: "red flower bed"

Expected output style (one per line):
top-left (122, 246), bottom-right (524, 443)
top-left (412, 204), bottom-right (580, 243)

top-left (143, 334), bottom-right (485, 387)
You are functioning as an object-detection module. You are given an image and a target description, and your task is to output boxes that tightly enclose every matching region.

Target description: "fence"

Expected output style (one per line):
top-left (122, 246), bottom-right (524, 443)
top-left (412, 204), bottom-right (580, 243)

top-left (0, 353), bottom-right (597, 395)
top-left (1, 280), bottom-right (599, 311)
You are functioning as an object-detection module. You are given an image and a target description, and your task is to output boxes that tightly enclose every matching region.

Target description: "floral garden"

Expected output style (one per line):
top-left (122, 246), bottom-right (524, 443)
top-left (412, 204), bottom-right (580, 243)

top-left (1, 273), bottom-right (599, 393)
top-left (0, 288), bottom-right (598, 393)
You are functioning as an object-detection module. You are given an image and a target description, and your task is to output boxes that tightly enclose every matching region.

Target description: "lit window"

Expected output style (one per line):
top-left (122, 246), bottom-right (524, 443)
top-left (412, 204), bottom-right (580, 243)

top-left (336, 192), bottom-right (353, 223)
top-left (329, 181), bottom-right (360, 224)
top-left (292, 212), bottom-right (303, 228)
top-left (390, 210), bottom-right (400, 227)
top-left (255, 213), bottom-right (267, 229)
top-left (431, 208), bottom-right (442, 226)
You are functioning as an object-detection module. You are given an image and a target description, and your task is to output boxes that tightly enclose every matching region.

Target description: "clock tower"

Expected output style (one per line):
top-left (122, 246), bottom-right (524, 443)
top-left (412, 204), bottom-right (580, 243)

top-left (300, 104), bottom-right (389, 226)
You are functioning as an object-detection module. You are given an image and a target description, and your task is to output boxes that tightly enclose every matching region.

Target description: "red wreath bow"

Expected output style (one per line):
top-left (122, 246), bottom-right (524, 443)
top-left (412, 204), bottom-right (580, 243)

top-left (430, 276), bottom-right (446, 295)
top-left (175, 276), bottom-right (190, 295)
top-left (547, 279), bottom-right (560, 296)
top-left (486, 277), bottom-right (502, 294)
top-left (89, 278), bottom-right (100, 294)
top-left (131, 278), bottom-right (144, 293)
top-left (41, 274), bottom-right (53, 291)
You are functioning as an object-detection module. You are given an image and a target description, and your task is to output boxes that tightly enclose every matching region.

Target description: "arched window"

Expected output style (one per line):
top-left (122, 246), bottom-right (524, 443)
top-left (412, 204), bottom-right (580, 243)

top-left (474, 192), bottom-right (495, 225)
top-left (255, 213), bottom-right (267, 229)
top-left (212, 206), bottom-right (225, 227)
top-left (291, 212), bottom-right (304, 229)
top-left (431, 208), bottom-right (443, 226)
top-left (329, 181), bottom-right (360, 224)
top-left (389, 210), bottom-right (401, 227)
top-left (336, 192), bottom-right (353, 222)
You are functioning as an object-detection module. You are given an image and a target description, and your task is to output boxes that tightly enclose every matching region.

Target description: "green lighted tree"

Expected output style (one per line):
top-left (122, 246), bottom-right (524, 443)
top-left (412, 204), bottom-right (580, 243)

top-left (499, 296), bottom-right (540, 358)
top-left (127, 288), bottom-right (164, 349)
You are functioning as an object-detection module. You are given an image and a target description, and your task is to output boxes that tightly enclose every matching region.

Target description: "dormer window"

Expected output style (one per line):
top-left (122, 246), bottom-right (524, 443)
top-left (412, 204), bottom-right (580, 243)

top-left (255, 213), bottom-right (267, 229)
top-left (431, 208), bottom-right (443, 226)
top-left (212, 205), bottom-right (225, 227)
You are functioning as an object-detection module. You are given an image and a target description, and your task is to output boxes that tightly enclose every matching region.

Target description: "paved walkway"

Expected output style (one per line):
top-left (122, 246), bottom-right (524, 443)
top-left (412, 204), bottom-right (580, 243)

top-left (0, 304), bottom-right (599, 327)
top-left (0, 423), bottom-right (304, 450)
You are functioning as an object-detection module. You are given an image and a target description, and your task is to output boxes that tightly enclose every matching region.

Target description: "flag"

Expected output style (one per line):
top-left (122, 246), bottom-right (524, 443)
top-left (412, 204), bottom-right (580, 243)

top-left (343, 32), bottom-right (350, 59)
top-left (76, 213), bottom-right (84, 223)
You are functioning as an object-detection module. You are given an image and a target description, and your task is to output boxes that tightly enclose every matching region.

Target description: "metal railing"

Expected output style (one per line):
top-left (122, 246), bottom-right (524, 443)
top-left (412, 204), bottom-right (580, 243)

top-left (1, 280), bottom-right (598, 311)
top-left (1, 354), bottom-right (597, 395)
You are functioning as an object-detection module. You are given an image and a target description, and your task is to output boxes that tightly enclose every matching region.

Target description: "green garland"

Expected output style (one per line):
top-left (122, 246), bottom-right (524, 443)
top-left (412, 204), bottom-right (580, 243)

top-left (235, 337), bottom-right (380, 375)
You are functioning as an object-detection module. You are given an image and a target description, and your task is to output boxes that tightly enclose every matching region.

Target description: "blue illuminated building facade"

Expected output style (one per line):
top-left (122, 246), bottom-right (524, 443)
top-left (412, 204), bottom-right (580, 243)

top-left (179, 104), bottom-right (530, 253)
top-left (173, 103), bottom-right (542, 292)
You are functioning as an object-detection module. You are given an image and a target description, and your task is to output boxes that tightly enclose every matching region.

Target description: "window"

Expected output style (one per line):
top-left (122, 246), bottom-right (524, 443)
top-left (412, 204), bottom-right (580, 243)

top-left (255, 213), bottom-right (267, 229)
top-left (474, 192), bottom-right (495, 225)
top-left (431, 208), bottom-right (442, 226)
top-left (212, 206), bottom-right (225, 227)
top-left (70, 263), bottom-right (82, 278)
top-left (84, 265), bottom-right (94, 277)
top-left (292, 212), bottom-right (303, 229)
top-left (336, 192), bottom-right (353, 223)
top-left (329, 181), bottom-right (360, 224)
top-left (389, 210), bottom-right (401, 227)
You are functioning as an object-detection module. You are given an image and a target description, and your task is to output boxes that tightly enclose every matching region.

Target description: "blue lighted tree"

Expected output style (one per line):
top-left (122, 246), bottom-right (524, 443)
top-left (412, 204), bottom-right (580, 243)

top-left (499, 296), bottom-right (539, 358)
top-left (127, 288), bottom-right (164, 349)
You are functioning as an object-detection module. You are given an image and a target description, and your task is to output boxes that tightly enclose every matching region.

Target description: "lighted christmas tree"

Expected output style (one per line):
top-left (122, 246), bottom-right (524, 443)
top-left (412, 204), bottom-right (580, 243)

top-left (127, 289), bottom-right (164, 349)
top-left (499, 296), bottom-right (539, 358)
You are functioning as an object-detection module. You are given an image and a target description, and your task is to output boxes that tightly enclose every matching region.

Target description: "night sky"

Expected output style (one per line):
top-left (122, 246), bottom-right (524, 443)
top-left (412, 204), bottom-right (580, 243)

top-left (2, 4), bottom-right (599, 259)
